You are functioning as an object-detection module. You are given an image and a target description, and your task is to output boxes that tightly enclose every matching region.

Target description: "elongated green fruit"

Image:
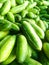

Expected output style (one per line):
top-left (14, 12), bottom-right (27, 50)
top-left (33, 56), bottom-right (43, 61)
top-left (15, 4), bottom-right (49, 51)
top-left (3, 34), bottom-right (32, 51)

top-left (10, 0), bottom-right (16, 7)
top-left (2, 50), bottom-right (16, 65)
top-left (27, 40), bottom-right (38, 59)
top-left (43, 42), bottom-right (49, 59)
top-left (15, 14), bottom-right (22, 21)
top-left (28, 8), bottom-right (39, 14)
top-left (16, 35), bottom-right (28, 63)
top-left (0, 31), bottom-right (9, 40)
top-left (27, 45), bottom-right (32, 57)
top-left (0, 0), bottom-right (11, 15)
top-left (7, 12), bottom-right (15, 22)
top-left (21, 21), bottom-right (42, 51)
top-left (0, 19), bottom-right (20, 31)
top-left (43, 21), bottom-right (48, 29)
top-left (0, 35), bottom-right (10, 48)
top-left (46, 30), bottom-right (49, 42)
top-left (10, 1), bottom-right (29, 14)
top-left (21, 10), bottom-right (28, 18)
top-left (27, 12), bottom-right (37, 18)
top-left (21, 2), bottom-right (37, 18)
top-left (26, 2), bottom-right (37, 11)
top-left (16, 0), bottom-right (25, 4)
top-left (25, 19), bottom-right (45, 39)
top-left (0, 35), bottom-right (16, 62)
top-left (37, 20), bottom-right (46, 31)
top-left (24, 57), bottom-right (42, 65)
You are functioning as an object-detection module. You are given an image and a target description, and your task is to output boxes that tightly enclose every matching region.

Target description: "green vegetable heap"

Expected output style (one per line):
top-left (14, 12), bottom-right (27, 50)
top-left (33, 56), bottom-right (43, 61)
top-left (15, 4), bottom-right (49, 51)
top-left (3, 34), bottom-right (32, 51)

top-left (0, 0), bottom-right (49, 65)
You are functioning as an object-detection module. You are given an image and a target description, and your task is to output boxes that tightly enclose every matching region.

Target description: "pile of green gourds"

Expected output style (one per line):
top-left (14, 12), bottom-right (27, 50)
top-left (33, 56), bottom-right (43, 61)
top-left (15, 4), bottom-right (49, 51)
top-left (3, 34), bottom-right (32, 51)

top-left (0, 0), bottom-right (49, 65)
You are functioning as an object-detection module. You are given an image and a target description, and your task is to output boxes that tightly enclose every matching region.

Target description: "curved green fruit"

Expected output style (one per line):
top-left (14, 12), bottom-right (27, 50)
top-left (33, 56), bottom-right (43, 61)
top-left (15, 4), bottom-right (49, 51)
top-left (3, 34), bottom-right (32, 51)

top-left (0, 31), bottom-right (9, 40)
top-left (7, 12), bottom-right (15, 22)
top-left (25, 19), bottom-right (45, 39)
top-left (43, 21), bottom-right (48, 29)
top-left (16, 35), bottom-right (28, 63)
top-left (0, 0), bottom-right (11, 15)
top-left (0, 35), bottom-right (10, 48)
top-left (2, 49), bottom-right (16, 65)
top-left (16, 0), bottom-right (25, 4)
top-left (0, 19), bottom-right (20, 31)
top-left (0, 35), bottom-right (16, 62)
top-left (27, 45), bottom-right (32, 57)
top-left (24, 57), bottom-right (42, 65)
top-left (37, 20), bottom-right (46, 31)
top-left (43, 42), bottom-right (49, 59)
top-left (10, 0), bottom-right (16, 7)
top-left (21, 21), bottom-right (42, 51)
top-left (10, 1), bottom-right (29, 14)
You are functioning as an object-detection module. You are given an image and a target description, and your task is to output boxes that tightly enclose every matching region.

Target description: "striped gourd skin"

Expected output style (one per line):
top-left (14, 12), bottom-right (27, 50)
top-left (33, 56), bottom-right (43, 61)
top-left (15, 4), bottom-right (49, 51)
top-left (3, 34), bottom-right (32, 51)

top-left (21, 21), bottom-right (42, 51)
top-left (24, 19), bottom-right (45, 39)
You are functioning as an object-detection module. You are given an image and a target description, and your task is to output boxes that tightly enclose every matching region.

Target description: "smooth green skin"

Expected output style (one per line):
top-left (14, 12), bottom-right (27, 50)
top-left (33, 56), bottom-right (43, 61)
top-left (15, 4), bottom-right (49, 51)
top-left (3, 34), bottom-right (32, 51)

top-left (43, 42), bottom-right (49, 59)
top-left (28, 8), bottom-right (39, 15)
top-left (10, 1), bottom-right (29, 14)
top-left (21, 2), bottom-right (37, 18)
top-left (10, 0), bottom-right (16, 7)
top-left (0, 31), bottom-right (9, 40)
top-left (37, 20), bottom-right (46, 32)
top-left (2, 50), bottom-right (16, 65)
top-left (0, 21), bottom-right (12, 31)
top-left (25, 19), bottom-right (45, 39)
top-left (0, 0), bottom-right (11, 15)
top-left (27, 45), bottom-right (32, 57)
top-left (43, 21), bottom-right (48, 29)
top-left (16, 35), bottom-right (28, 63)
top-left (0, 35), bottom-right (10, 48)
top-left (27, 12), bottom-right (37, 19)
top-left (24, 57), bottom-right (42, 65)
top-left (21, 10), bottom-right (28, 18)
top-left (46, 30), bottom-right (49, 42)
top-left (7, 12), bottom-right (15, 22)
top-left (0, 35), bottom-right (16, 62)
top-left (16, 0), bottom-right (25, 4)
top-left (22, 21), bottom-right (42, 51)
top-left (0, 19), bottom-right (20, 31)
top-left (26, 2), bottom-right (37, 11)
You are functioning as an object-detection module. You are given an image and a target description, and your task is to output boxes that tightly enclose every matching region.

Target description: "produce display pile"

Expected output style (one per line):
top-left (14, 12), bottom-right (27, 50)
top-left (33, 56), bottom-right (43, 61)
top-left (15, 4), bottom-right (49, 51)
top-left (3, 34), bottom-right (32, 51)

top-left (0, 0), bottom-right (49, 65)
